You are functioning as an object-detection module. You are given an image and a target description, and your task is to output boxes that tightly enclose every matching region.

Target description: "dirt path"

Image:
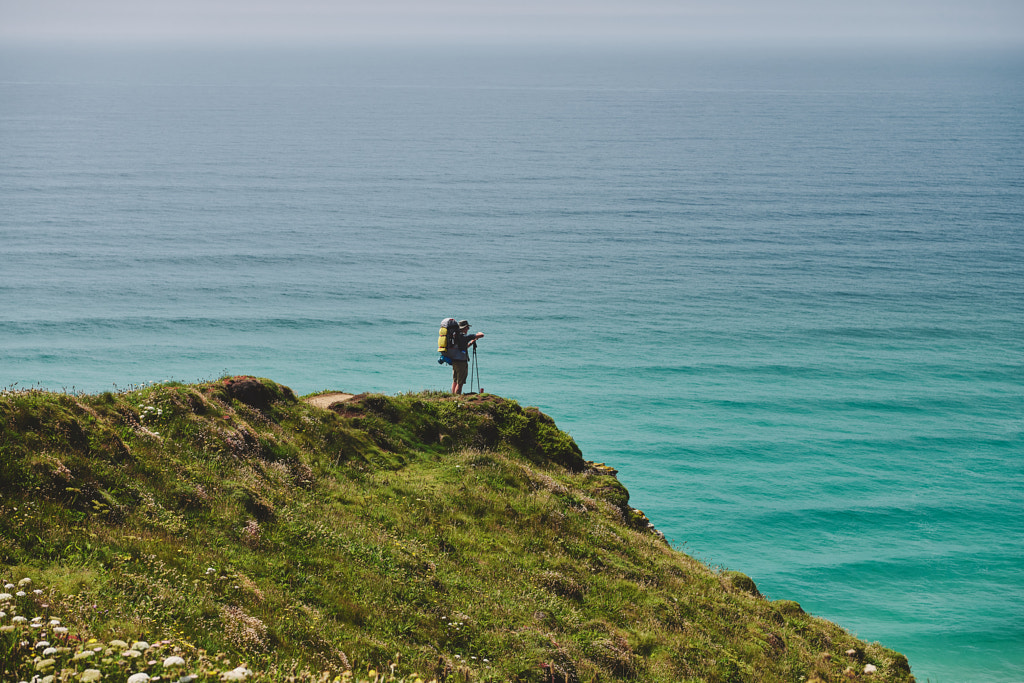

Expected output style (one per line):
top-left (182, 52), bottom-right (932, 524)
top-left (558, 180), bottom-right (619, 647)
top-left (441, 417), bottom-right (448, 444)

top-left (303, 392), bottom-right (355, 409)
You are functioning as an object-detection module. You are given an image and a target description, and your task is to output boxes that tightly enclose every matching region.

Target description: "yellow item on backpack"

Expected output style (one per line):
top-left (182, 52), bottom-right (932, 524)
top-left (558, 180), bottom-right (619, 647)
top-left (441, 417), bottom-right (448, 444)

top-left (438, 318), bottom-right (458, 354)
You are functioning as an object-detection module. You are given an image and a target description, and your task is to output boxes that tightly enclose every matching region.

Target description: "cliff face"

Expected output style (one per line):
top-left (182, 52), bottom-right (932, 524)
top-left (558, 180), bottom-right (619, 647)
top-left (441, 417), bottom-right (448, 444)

top-left (0, 377), bottom-right (914, 682)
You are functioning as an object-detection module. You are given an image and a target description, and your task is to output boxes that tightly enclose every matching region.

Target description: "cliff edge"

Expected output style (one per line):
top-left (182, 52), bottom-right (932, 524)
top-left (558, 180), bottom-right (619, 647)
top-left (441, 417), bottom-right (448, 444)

top-left (0, 376), bottom-right (914, 682)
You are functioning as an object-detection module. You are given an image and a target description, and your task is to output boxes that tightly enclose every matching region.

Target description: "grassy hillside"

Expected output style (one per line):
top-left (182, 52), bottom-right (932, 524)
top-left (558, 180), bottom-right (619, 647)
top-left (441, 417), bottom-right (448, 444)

top-left (0, 376), bottom-right (914, 683)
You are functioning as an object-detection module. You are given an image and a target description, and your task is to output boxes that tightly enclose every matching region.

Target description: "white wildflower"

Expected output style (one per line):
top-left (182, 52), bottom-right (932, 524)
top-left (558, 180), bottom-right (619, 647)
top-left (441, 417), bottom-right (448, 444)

top-left (35, 640), bottom-right (51, 649)
top-left (33, 589), bottom-right (43, 595)
top-left (122, 648), bottom-right (143, 658)
top-left (0, 593), bottom-right (11, 601)
top-left (48, 619), bottom-right (60, 626)
top-left (109, 639), bottom-right (129, 649)
top-left (864, 664), bottom-right (878, 674)
top-left (73, 650), bottom-right (96, 661)
top-left (17, 578), bottom-right (32, 588)
top-left (80, 670), bottom-right (103, 682)
top-left (163, 655), bottom-right (186, 668)
top-left (221, 665), bottom-right (251, 680)
top-left (132, 641), bottom-right (150, 651)
top-left (54, 626), bottom-right (68, 634)
top-left (43, 647), bottom-right (58, 656)
top-left (3, 583), bottom-right (13, 590)
top-left (12, 615), bottom-right (27, 624)
top-left (16, 591), bottom-right (26, 597)
top-left (127, 673), bottom-right (151, 683)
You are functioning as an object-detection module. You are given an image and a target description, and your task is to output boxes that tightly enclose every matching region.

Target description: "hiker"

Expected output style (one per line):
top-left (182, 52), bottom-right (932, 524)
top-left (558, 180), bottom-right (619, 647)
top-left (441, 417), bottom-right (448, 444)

top-left (448, 320), bottom-right (484, 394)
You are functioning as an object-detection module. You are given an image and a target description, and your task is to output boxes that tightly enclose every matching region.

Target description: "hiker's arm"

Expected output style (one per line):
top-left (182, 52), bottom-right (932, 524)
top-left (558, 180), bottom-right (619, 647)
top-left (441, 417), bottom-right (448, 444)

top-left (468, 332), bottom-right (484, 347)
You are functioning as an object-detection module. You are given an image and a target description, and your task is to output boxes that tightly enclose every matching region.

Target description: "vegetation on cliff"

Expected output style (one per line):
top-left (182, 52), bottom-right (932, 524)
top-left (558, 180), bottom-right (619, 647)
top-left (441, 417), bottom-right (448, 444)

top-left (0, 376), bottom-right (914, 682)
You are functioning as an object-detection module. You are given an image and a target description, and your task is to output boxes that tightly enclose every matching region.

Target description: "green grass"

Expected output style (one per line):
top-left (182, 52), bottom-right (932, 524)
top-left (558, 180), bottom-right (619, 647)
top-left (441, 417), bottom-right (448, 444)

top-left (0, 376), bottom-right (915, 682)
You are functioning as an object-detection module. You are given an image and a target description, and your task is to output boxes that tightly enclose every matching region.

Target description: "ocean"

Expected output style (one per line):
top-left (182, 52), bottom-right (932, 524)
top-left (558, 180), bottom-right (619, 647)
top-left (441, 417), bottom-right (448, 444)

top-left (2, 44), bottom-right (1022, 682)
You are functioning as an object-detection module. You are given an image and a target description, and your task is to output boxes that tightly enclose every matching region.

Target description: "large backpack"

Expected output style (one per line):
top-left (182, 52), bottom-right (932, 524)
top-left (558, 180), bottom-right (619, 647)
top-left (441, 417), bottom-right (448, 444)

top-left (437, 317), bottom-right (459, 355)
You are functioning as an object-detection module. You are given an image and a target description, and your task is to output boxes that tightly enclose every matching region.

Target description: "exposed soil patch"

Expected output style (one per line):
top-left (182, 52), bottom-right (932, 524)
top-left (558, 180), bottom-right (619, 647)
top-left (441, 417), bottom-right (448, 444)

top-left (303, 392), bottom-right (355, 410)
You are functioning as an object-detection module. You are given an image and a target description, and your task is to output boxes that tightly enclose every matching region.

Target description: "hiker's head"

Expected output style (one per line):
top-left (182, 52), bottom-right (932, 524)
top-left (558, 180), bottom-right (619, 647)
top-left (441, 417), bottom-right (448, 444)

top-left (459, 320), bottom-right (471, 331)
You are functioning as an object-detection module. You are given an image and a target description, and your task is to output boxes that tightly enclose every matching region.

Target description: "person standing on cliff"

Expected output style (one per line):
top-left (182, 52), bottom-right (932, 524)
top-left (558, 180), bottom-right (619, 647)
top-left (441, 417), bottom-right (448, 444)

top-left (450, 320), bottom-right (484, 394)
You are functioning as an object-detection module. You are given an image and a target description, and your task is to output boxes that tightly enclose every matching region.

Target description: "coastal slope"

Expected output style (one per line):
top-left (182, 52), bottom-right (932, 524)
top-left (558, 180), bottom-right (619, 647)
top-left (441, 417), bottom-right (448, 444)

top-left (0, 376), bottom-right (914, 682)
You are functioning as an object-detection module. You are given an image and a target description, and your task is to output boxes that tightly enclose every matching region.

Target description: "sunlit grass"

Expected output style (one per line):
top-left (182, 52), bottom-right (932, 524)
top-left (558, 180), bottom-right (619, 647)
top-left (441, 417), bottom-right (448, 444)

top-left (0, 377), bottom-right (915, 682)
top-left (0, 576), bottom-right (434, 682)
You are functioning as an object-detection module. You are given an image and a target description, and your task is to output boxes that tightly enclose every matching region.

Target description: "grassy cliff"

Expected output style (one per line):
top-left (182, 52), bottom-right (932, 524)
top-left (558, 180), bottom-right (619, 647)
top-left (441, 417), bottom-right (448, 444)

top-left (0, 376), bottom-right (914, 683)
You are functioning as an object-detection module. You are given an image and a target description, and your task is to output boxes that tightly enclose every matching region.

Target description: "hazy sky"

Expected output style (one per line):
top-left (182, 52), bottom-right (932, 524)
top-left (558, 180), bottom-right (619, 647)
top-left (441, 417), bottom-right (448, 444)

top-left (1, 0), bottom-right (1022, 47)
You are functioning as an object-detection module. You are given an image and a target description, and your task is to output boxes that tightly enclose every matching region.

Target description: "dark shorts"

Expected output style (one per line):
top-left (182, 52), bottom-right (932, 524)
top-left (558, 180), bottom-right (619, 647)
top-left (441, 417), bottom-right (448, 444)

top-left (452, 360), bottom-right (469, 385)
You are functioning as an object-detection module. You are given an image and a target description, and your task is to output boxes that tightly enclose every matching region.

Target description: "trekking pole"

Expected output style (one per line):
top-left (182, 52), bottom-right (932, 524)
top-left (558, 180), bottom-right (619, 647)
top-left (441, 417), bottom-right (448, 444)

top-left (472, 344), bottom-right (483, 394)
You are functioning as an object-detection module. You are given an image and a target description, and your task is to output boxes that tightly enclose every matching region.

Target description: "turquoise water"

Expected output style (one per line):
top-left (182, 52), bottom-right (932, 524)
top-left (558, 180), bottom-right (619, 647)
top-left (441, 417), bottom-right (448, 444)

top-left (2, 46), bottom-right (1022, 681)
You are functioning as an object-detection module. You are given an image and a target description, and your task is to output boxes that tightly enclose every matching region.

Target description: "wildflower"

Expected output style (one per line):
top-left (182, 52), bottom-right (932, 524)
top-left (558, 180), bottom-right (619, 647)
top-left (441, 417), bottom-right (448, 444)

top-left (54, 626), bottom-right (68, 634)
top-left (864, 664), bottom-right (878, 674)
top-left (163, 655), bottom-right (186, 668)
top-left (33, 589), bottom-right (43, 595)
top-left (206, 568), bottom-right (217, 575)
top-left (35, 640), bottom-right (51, 649)
top-left (109, 640), bottom-right (129, 649)
top-left (49, 619), bottom-right (60, 626)
top-left (132, 640), bottom-right (150, 651)
top-left (73, 651), bottom-right (96, 661)
top-left (122, 648), bottom-right (143, 658)
top-left (43, 647), bottom-right (58, 656)
top-left (80, 670), bottom-right (102, 682)
top-left (221, 665), bottom-right (251, 681)
top-left (127, 674), bottom-right (151, 683)
top-left (16, 591), bottom-right (26, 597)
top-left (12, 615), bottom-right (27, 623)
top-left (18, 578), bottom-right (32, 588)
top-left (241, 520), bottom-right (261, 546)
top-left (0, 611), bottom-right (5, 619)
top-left (35, 657), bottom-right (56, 671)
top-left (3, 583), bottom-right (13, 590)
top-left (0, 593), bottom-right (11, 601)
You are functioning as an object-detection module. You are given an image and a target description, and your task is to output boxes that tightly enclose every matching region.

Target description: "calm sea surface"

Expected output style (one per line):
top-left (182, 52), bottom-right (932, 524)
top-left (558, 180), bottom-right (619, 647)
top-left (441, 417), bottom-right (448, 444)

top-left (2, 45), bottom-right (1022, 682)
